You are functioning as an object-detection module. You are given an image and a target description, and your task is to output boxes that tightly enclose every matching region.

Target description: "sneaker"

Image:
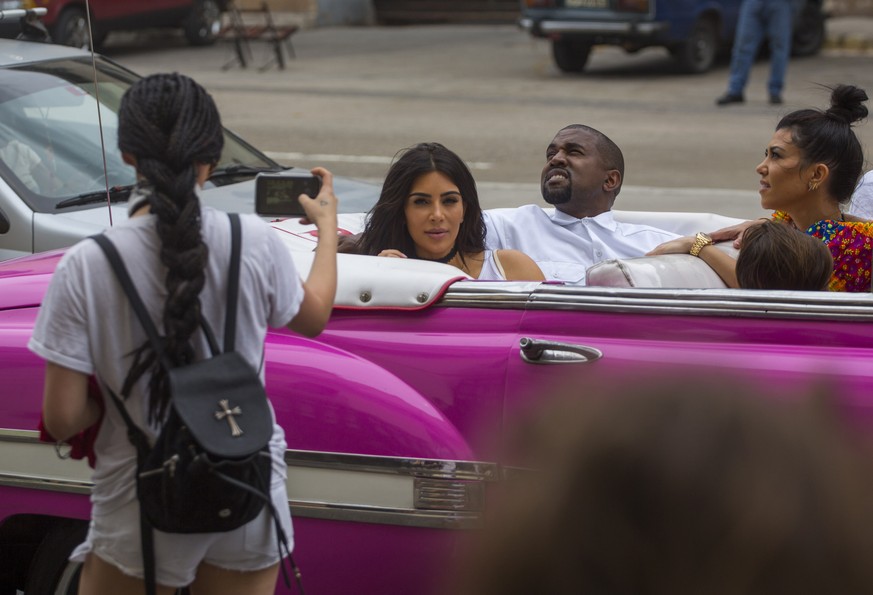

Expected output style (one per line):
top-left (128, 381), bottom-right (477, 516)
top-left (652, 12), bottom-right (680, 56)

top-left (769, 94), bottom-right (783, 105)
top-left (716, 92), bottom-right (744, 106)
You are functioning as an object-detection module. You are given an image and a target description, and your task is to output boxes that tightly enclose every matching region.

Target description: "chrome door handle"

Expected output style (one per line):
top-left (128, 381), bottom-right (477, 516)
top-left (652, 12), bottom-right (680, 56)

top-left (519, 337), bottom-right (603, 365)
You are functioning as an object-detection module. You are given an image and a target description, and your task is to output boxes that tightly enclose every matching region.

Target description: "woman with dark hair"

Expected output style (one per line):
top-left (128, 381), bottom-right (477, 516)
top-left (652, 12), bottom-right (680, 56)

top-left (29, 74), bottom-right (339, 594)
top-left (651, 84), bottom-right (873, 292)
top-left (358, 142), bottom-right (543, 281)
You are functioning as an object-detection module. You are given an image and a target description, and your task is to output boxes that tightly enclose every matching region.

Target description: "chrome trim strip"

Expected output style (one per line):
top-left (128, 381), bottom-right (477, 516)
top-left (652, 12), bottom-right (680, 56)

top-left (538, 20), bottom-right (666, 35)
top-left (0, 473), bottom-right (480, 529)
top-left (442, 283), bottom-right (873, 320)
top-left (0, 429), bottom-right (41, 442)
top-left (0, 473), bottom-right (92, 495)
top-left (285, 449), bottom-right (498, 482)
top-left (0, 432), bottom-right (498, 482)
top-left (0, 431), bottom-right (492, 530)
top-left (290, 501), bottom-right (482, 530)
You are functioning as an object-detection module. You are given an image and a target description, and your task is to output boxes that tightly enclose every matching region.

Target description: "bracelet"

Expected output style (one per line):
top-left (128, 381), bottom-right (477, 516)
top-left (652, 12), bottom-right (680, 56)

top-left (689, 232), bottom-right (713, 257)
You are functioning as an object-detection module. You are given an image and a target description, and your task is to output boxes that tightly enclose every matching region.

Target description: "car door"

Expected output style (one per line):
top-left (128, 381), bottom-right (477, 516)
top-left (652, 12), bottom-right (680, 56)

top-left (317, 304), bottom-right (528, 460)
top-left (503, 286), bottom-right (873, 436)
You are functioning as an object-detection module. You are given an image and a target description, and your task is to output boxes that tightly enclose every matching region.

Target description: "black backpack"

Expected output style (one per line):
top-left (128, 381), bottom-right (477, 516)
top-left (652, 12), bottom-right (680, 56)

top-left (92, 214), bottom-right (301, 595)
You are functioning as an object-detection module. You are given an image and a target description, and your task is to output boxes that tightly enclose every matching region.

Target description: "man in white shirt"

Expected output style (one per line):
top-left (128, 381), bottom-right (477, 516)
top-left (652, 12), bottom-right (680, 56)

top-left (848, 170), bottom-right (873, 220)
top-left (484, 125), bottom-right (677, 285)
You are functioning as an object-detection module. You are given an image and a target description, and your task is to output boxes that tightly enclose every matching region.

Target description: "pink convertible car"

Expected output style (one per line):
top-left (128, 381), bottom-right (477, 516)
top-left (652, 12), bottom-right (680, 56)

top-left (3, 210), bottom-right (873, 594)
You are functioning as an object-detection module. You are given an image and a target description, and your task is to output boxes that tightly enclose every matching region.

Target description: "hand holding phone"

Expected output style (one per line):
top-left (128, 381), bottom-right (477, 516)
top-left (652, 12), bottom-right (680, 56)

top-left (255, 171), bottom-right (322, 217)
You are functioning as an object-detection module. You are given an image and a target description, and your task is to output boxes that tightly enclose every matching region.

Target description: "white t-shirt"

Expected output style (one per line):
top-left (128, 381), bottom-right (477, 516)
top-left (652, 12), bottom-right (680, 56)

top-left (29, 198), bottom-right (303, 516)
top-left (484, 205), bottom-right (678, 285)
top-left (849, 170), bottom-right (873, 220)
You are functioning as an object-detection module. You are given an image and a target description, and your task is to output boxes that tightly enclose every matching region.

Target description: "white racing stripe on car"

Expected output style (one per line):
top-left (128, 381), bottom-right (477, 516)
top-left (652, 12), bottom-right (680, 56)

top-left (0, 431), bottom-right (492, 529)
top-left (265, 151), bottom-right (494, 171)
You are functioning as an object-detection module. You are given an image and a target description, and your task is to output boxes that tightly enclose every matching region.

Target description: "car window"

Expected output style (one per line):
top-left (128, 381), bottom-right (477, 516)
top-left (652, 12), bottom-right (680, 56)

top-left (0, 57), bottom-right (279, 213)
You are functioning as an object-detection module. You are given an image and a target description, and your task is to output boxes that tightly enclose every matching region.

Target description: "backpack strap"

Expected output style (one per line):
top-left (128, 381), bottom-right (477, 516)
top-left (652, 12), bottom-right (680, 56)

top-left (195, 212), bottom-right (242, 355)
top-left (91, 234), bottom-right (174, 369)
top-left (224, 212), bottom-right (242, 352)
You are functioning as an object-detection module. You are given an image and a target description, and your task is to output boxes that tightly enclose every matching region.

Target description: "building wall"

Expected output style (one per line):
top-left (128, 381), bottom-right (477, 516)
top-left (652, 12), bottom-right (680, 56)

top-left (825, 0), bottom-right (873, 15)
top-left (317, 0), bottom-right (375, 25)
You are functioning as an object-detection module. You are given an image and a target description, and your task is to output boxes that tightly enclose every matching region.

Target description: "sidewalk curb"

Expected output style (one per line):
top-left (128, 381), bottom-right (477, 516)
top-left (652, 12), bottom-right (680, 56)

top-left (822, 14), bottom-right (873, 51)
top-left (824, 32), bottom-right (873, 50)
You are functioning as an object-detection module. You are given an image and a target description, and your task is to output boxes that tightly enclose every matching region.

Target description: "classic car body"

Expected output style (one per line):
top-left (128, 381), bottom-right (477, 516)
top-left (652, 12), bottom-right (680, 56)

top-left (2, 210), bottom-right (873, 594)
top-left (519, 0), bottom-right (826, 74)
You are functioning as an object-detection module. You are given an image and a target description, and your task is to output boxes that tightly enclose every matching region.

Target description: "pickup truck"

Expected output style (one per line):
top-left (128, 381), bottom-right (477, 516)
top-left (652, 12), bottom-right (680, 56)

top-left (519, 0), bottom-right (826, 74)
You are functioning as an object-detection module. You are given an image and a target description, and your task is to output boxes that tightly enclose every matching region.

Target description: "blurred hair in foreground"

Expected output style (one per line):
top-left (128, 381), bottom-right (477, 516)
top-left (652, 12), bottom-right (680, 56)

top-left (455, 378), bottom-right (873, 595)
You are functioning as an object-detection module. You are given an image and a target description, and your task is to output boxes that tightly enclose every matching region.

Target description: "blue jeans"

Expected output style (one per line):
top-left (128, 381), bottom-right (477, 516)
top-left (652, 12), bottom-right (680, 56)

top-left (726, 0), bottom-right (794, 97)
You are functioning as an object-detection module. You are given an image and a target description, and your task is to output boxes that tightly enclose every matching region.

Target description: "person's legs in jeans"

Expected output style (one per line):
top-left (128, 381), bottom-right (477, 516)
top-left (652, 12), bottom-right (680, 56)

top-left (727, 0), bottom-right (766, 96)
top-left (764, 0), bottom-right (794, 98)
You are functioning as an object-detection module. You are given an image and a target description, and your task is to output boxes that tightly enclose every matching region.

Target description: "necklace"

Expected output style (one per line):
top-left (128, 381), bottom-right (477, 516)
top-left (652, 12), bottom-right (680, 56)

top-left (415, 246), bottom-right (458, 264)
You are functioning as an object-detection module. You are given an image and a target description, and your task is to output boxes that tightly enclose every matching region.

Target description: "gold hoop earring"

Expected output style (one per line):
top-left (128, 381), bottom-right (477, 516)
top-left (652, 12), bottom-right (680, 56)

top-left (808, 180), bottom-right (820, 192)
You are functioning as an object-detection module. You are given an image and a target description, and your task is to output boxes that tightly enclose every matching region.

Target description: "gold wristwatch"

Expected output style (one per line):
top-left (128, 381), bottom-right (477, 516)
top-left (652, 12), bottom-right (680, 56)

top-left (689, 232), bottom-right (713, 257)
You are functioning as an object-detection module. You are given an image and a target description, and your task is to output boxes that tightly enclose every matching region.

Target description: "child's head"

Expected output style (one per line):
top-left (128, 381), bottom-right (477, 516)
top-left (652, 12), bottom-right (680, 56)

top-left (736, 221), bottom-right (833, 290)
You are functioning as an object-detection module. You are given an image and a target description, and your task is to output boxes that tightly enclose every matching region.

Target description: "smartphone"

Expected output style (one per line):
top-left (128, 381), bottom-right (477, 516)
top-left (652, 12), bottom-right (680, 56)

top-left (255, 171), bottom-right (321, 217)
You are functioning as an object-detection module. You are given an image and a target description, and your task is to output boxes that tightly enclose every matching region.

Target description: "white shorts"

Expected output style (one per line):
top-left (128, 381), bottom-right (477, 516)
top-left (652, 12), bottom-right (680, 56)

top-left (70, 481), bottom-right (294, 588)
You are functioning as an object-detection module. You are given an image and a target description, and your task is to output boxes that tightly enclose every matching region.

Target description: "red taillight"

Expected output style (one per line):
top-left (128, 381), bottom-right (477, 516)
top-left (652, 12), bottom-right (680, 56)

top-left (616, 0), bottom-right (649, 12)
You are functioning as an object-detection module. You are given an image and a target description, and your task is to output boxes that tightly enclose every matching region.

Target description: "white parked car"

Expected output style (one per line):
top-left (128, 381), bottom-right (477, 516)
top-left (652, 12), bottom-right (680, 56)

top-left (0, 38), bottom-right (379, 260)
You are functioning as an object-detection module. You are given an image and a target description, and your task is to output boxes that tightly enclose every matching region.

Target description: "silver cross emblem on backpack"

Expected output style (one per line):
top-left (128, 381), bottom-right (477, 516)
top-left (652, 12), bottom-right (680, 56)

top-left (215, 399), bottom-right (244, 437)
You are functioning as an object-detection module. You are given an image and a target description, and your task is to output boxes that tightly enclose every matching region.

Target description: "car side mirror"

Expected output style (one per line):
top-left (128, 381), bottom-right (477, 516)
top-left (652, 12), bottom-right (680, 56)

top-left (14, 9), bottom-right (52, 44)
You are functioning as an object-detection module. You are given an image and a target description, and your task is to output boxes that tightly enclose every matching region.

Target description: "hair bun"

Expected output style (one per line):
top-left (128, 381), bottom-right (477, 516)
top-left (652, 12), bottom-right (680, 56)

top-left (827, 84), bottom-right (869, 124)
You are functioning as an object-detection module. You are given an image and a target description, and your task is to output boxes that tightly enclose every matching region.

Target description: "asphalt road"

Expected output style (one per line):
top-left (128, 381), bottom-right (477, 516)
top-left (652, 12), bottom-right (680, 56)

top-left (101, 25), bottom-right (873, 219)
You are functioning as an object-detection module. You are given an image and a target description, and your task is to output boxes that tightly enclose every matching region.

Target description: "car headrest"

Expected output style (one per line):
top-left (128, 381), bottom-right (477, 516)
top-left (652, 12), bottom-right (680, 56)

top-left (586, 243), bottom-right (739, 289)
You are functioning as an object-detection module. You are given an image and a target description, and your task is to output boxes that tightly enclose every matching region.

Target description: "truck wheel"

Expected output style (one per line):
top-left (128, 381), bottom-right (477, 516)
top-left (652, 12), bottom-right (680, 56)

top-left (552, 39), bottom-right (592, 73)
top-left (792, 2), bottom-right (825, 56)
top-left (185, 0), bottom-right (222, 46)
top-left (672, 17), bottom-right (718, 74)
top-left (23, 519), bottom-right (87, 595)
top-left (52, 7), bottom-right (90, 49)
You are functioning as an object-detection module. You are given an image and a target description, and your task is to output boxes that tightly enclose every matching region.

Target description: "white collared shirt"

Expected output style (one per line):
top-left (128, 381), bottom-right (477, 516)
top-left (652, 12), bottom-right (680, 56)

top-left (484, 205), bottom-right (678, 285)
top-left (849, 170), bottom-right (873, 220)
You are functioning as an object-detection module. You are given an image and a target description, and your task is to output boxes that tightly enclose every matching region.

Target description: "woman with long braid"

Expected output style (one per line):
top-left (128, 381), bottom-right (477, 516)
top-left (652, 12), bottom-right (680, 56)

top-left (30, 73), bottom-right (338, 594)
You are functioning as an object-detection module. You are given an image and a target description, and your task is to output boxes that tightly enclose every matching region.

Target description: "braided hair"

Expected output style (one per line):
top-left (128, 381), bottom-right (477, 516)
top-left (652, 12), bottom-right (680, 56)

top-left (117, 73), bottom-right (224, 422)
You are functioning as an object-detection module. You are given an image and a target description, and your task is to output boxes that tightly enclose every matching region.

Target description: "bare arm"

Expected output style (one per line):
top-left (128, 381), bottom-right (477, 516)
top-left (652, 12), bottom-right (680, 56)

top-left (647, 236), bottom-right (739, 288)
top-left (287, 167), bottom-right (338, 338)
top-left (710, 218), bottom-right (768, 248)
top-left (697, 245), bottom-right (738, 288)
top-left (42, 362), bottom-right (101, 442)
top-left (497, 250), bottom-right (545, 281)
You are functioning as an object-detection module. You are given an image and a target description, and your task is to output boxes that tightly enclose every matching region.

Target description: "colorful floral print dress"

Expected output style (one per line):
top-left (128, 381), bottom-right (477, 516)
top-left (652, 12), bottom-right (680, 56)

top-left (773, 211), bottom-right (873, 292)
